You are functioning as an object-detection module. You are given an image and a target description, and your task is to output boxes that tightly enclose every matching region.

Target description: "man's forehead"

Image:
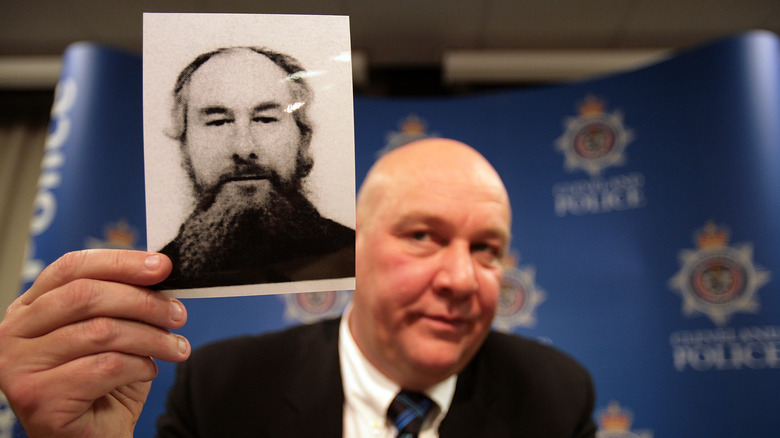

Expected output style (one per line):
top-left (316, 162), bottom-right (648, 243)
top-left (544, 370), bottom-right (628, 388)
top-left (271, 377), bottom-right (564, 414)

top-left (358, 138), bottom-right (512, 231)
top-left (185, 50), bottom-right (294, 105)
top-left (385, 175), bottom-right (510, 225)
top-left (385, 159), bottom-right (509, 207)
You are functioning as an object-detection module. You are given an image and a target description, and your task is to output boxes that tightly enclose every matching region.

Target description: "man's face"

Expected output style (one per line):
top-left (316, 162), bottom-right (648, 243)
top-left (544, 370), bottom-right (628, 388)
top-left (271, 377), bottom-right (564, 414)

top-left (182, 50), bottom-right (304, 205)
top-left (351, 143), bottom-right (511, 390)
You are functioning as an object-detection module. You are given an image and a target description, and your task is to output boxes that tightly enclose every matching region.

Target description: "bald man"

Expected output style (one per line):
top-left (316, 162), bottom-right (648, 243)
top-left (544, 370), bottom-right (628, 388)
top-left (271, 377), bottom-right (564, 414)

top-left (0, 139), bottom-right (595, 438)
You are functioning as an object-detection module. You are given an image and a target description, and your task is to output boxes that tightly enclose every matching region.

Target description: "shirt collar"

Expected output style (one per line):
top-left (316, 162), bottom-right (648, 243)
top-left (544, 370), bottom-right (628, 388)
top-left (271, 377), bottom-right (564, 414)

top-left (338, 305), bottom-right (457, 428)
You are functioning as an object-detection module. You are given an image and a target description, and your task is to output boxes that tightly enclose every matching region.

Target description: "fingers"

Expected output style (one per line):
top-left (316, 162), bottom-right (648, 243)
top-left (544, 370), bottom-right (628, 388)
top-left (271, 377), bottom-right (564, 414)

top-left (39, 353), bottom-right (159, 400)
top-left (4, 249), bottom-right (185, 343)
top-left (18, 249), bottom-right (172, 306)
top-left (0, 246), bottom-right (189, 388)
top-left (0, 249), bottom-right (186, 438)
top-left (26, 316), bottom-right (190, 370)
top-left (9, 278), bottom-right (186, 339)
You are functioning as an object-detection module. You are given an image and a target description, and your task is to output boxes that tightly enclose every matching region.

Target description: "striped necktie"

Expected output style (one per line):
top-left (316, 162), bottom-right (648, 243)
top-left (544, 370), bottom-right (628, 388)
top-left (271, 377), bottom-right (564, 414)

top-left (387, 390), bottom-right (435, 438)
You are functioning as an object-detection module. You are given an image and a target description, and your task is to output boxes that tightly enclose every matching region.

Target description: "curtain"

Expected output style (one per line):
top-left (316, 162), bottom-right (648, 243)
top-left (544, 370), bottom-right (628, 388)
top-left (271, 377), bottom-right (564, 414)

top-left (0, 91), bottom-right (51, 317)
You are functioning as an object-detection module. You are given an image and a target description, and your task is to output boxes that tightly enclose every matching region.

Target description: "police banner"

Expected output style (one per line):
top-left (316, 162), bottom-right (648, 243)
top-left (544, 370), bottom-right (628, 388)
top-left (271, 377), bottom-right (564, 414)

top-left (6, 31), bottom-right (778, 438)
top-left (350, 31), bottom-right (780, 438)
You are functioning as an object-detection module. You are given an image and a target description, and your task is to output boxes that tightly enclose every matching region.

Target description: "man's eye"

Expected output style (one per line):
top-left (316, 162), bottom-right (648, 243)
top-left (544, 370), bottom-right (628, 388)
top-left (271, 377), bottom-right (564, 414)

top-left (253, 116), bottom-right (279, 123)
top-left (472, 243), bottom-right (502, 262)
top-left (410, 231), bottom-right (430, 241)
top-left (205, 118), bottom-right (232, 127)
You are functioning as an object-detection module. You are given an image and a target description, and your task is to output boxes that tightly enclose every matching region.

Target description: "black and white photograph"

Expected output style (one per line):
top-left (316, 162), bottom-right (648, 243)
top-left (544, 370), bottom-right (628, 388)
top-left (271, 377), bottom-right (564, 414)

top-left (143, 13), bottom-right (356, 298)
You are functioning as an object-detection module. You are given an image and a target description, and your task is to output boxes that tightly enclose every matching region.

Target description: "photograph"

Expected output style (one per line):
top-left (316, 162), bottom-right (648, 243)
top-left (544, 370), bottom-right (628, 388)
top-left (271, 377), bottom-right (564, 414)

top-left (143, 13), bottom-right (356, 298)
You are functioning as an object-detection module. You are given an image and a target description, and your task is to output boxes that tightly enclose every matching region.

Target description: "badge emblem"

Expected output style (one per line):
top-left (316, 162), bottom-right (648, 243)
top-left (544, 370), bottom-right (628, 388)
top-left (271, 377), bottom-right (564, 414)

top-left (556, 96), bottom-right (634, 176)
top-left (669, 221), bottom-right (771, 326)
top-left (493, 254), bottom-right (546, 332)
top-left (379, 114), bottom-right (438, 156)
top-left (85, 219), bottom-right (142, 250)
top-left (596, 401), bottom-right (653, 438)
top-left (283, 290), bottom-right (351, 324)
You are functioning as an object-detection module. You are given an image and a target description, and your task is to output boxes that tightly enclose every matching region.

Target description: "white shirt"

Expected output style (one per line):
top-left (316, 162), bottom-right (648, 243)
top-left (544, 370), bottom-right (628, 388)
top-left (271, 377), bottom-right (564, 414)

top-left (339, 308), bottom-right (457, 438)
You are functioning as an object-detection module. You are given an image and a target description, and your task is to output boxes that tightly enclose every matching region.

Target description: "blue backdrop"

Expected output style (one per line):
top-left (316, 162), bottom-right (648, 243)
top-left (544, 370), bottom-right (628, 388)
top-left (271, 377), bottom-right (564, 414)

top-left (9, 31), bottom-right (779, 438)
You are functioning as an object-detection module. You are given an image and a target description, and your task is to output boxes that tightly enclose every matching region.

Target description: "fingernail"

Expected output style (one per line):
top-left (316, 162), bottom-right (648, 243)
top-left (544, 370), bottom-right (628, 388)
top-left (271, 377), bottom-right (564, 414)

top-left (170, 300), bottom-right (184, 321)
top-left (175, 335), bottom-right (189, 354)
top-left (145, 254), bottom-right (162, 270)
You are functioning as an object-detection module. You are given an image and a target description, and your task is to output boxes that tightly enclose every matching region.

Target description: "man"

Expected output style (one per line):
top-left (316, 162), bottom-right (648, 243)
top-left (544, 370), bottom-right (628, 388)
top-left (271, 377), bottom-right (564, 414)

top-left (156, 46), bottom-right (355, 289)
top-left (0, 139), bottom-right (596, 437)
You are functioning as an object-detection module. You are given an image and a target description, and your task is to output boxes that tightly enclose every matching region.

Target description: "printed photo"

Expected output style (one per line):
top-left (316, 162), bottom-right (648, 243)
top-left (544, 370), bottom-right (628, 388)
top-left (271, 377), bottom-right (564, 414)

top-left (143, 13), bottom-right (356, 298)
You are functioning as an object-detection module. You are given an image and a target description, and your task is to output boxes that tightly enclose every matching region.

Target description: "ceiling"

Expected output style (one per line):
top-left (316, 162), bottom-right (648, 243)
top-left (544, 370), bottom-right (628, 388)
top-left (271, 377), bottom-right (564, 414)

top-left (2, 0), bottom-right (780, 93)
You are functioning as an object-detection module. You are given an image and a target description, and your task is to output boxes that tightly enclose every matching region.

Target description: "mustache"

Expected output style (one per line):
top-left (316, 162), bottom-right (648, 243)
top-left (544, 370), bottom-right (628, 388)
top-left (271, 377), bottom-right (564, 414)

top-left (194, 163), bottom-right (283, 211)
top-left (216, 162), bottom-right (278, 186)
top-left (193, 162), bottom-right (304, 213)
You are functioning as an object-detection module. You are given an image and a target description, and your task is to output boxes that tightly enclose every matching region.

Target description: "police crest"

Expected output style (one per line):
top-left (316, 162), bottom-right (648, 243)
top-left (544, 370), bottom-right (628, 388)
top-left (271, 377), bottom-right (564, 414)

top-left (378, 114), bottom-right (438, 156)
top-left (85, 219), bottom-right (142, 250)
top-left (283, 290), bottom-right (351, 324)
top-left (555, 96), bottom-right (634, 176)
top-left (669, 221), bottom-right (771, 326)
top-left (492, 254), bottom-right (546, 332)
top-left (596, 401), bottom-right (653, 438)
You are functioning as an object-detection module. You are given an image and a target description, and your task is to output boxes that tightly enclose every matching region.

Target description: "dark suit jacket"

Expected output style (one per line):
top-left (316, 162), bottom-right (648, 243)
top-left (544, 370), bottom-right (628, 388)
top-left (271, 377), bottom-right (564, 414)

top-left (156, 318), bottom-right (596, 437)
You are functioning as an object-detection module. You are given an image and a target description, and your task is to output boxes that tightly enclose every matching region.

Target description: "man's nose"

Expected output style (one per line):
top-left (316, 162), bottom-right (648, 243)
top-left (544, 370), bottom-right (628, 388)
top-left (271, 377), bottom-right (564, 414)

top-left (432, 242), bottom-right (479, 298)
top-left (230, 119), bottom-right (260, 159)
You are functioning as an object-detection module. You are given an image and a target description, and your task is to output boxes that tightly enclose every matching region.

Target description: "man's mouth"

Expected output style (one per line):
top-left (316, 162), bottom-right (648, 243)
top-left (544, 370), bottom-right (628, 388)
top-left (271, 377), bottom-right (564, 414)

top-left (220, 176), bottom-right (273, 198)
top-left (222, 172), bottom-right (271, 184)
top-left (421, 314), bottom-right (471, 333)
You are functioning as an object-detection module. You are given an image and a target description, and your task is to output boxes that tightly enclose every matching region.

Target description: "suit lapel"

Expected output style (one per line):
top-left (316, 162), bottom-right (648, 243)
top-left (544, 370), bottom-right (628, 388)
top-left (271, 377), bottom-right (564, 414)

top-left (438, 346), bottom-right (511, 438)
top-left (275, 318), bottom-right (344, 438)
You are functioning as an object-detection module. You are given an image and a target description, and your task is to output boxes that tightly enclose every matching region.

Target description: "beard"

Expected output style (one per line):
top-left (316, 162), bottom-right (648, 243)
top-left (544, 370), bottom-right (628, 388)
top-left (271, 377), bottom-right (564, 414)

top-left (172, 174), bottom-right (327, 281)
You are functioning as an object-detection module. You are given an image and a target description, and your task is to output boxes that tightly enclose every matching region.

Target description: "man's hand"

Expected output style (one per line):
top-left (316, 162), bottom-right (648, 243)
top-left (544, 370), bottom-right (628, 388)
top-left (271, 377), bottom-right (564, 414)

top-left (0, 250), bottom-right (190, 438)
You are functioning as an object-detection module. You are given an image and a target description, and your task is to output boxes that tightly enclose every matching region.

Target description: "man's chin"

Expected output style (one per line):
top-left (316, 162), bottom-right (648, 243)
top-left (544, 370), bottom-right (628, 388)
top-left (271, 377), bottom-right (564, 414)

top-left (400, 345), bottom-right (468, 389)
top-left (212, 179), bottom-right (273, 206)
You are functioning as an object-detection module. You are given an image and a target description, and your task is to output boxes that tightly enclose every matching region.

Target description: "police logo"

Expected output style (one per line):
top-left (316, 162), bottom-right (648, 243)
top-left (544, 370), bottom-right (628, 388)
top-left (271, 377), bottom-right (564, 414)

top-left (492, 254), bottom-right (546, 332)
top-left (85, 219), bottom-right (141, 250)
top-left (555, 95), bottom-right (634, 177)
top-left (669, 221), bottom-right (771, 326)
top-left (378, 114), bottom-right (439, 157)
top-left (283, 290), bottom-right (351, 324)
top-left (596, 401), bottom-right (653, 438)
